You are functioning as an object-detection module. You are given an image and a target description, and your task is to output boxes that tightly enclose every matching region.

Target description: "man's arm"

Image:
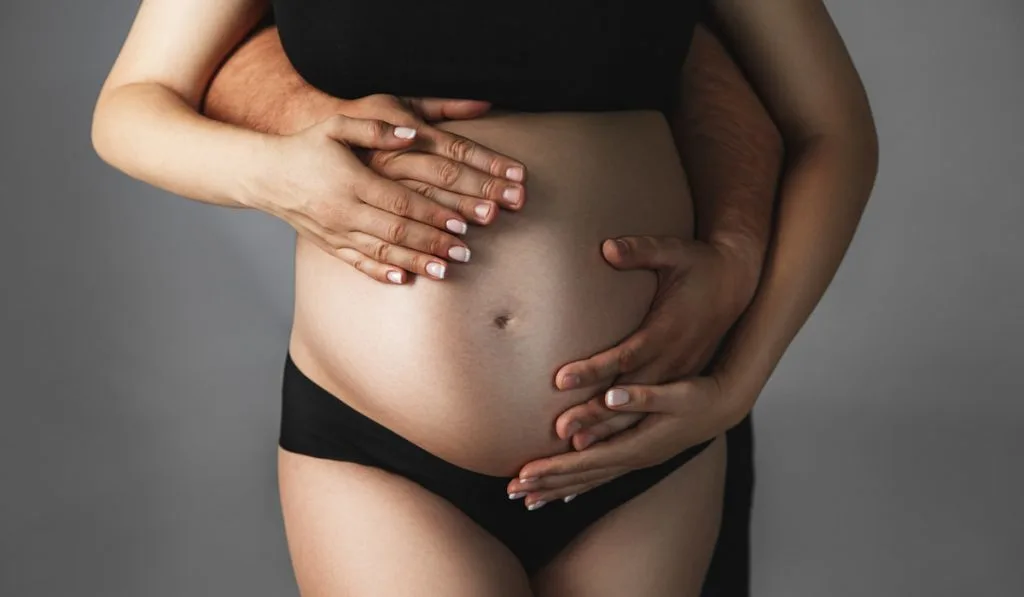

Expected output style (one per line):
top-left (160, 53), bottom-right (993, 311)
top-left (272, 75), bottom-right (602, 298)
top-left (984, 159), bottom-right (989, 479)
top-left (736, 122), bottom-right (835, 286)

top-left (670, 22), bottom-right (784, 308)
top-left (202, 22), bottom-right (342, 134)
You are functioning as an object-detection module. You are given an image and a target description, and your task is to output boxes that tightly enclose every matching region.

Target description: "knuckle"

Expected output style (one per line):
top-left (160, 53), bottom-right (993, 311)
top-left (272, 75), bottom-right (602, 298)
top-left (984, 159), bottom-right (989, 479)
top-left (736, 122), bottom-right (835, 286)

top-left (389, 192), bottom-right (412, 217)
top-left (616, 345), bottom-right (638, 372)
top-left (386, 220), bottom-right (408, 244)
top-left (479, 176), bottom-right (499, 198)
top-left (411, 253), bottom-right (433, 274)
top-left (366, 119), bottom-right (388, 139)
top-left (371, 241), bottom-right (391, 263)
top-left (367, 149), bottom-right (397, 170)
top-left (436, 160), bottom-right (462, 186)
top-left (445, 136), bottom-right (474, 162)
top-left (425, 233), bottom-right (446, 256)
top-left (485, 156), bottom-right (504, 177)
top-left (416, 183), bottom-right (436, 200)
top-left (367, 94), bottom-right (399, 110)
top-left (326, 113), bottom-right (349, 128)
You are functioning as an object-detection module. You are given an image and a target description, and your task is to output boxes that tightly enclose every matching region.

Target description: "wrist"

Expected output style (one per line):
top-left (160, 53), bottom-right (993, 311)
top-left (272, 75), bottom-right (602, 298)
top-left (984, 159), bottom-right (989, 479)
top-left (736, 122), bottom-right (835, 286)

top-left (279, 90), bottom-right (350, 134)
top-left (711, 234), bottom-right (765, 317)
top-left (232, 133), bottom-right (286, 211)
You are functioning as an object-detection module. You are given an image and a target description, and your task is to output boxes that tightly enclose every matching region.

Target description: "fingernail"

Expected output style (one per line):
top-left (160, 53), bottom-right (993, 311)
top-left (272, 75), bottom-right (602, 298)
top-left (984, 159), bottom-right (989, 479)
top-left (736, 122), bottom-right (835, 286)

top-left (474, 203), bottom-right (492, 220)
top-left (527, 500), bottom-right (547, 511)
top-left (426, 262), bottom-right (446, 279)
top-left (386, 270), bottom-right (403, 284)
top-left (508, 492), bottom-right (526, 500)
top-left (448, 246), bottom-right (471, 262)
top-left (519, 476), bottom-right (538, 484)
top-left (505, 166), bottom-right (524, 181)
top-left (565, 421), bottom-right (581, 437)
top-left (605, 388), bottom-right (630, 407)
top-left (503, 186), bottom-right (522, 205)
top-left (393, 126), bottom-right (417, 139)
top-left (563, 494), bottom-right (577, 503)
top-left (560, 373), bottom-right (580, 390)
top-left (614, 238), bottom-right (629, 253)
top-left (445, 219), bottom-right (468, 235)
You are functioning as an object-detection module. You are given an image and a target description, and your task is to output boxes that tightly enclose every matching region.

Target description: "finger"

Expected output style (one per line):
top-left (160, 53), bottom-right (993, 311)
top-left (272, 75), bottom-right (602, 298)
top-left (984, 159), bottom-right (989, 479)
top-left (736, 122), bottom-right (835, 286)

top-left (403, 97), bottom-right (492, 121)
top-left (554, 397), bottom-right (618, 439)
top-left (520, 415), bottom-right (678, 479)
top-left (318, 114), bottom-right (419, 150)
top-left (554, 328), bottom-right (657, 390)
top-left (369, 150), bottom-right (518, 205)
top-left (601, 235), bottom-right (692, 271)
top-left (332, 246), bottom-right (408, 285)
top-left (505, 466), bottom-right (623, 498)
top-left (346, 231), bottom-right (465, 281)
top-left (517, 437), bottom-right (632, 479)
top-left (522, 472), bottom-right (626, 509)
top-left (572, 412), bottom-right (645, 450)
top-left (353, 172), bottom-right (471, 236)
top-left (603, 381), bottom-right (700, 415)
top-left (418, 129), bottom-right (527, 190)
top-left (344, 206), bottom-right (466, 277)
top-left (397, 180), bottom-right (498, 226)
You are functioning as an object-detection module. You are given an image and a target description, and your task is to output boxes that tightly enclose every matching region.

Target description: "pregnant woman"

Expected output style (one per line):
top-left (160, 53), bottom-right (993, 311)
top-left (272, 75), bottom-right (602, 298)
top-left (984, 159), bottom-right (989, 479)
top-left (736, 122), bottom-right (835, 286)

top-left (91, 1), bottom-right (877, 595)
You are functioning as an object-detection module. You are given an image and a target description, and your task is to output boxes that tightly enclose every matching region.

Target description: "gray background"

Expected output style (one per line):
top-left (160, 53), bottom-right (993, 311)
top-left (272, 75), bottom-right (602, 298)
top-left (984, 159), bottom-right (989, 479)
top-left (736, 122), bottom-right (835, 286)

top-left (2, 1), bottom-right (1021, 595)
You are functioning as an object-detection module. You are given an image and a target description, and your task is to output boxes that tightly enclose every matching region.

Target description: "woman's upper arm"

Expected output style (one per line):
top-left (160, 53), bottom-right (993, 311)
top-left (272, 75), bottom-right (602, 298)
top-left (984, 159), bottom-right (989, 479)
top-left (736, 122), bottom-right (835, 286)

top-left (706, 0), bottom-right (875, 144)
top-left (100, 0), bottom-right (268, 108)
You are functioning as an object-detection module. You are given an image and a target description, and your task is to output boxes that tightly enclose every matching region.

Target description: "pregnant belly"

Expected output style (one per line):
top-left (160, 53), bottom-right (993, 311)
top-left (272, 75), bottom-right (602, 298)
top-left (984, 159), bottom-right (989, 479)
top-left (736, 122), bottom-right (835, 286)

top-left (289, 110), bottom-right (694, 476)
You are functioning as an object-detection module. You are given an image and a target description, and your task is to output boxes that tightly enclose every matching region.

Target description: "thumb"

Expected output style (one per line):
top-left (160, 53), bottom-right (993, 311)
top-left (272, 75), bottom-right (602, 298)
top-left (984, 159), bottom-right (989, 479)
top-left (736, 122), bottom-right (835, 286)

top-left (603, 380), bottom-right (695, 415)
top-left (318, 114), bottom-right (419, 150)
top-left (601, 235), bottom-right (692, 272)
top-left (404, 97), bottom-right (492, 122)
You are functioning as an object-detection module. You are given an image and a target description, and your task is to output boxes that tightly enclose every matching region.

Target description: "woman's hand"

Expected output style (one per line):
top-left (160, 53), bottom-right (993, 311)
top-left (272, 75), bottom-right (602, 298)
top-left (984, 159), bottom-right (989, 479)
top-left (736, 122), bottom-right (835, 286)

top-left (507, 374), bottom-right (750, 509)
top-left (339, 94), bottom-right (527, 224)
top-left (551, 235), bottom-right (761, 449)
top-left (250, 114), bottom-right (487, 283)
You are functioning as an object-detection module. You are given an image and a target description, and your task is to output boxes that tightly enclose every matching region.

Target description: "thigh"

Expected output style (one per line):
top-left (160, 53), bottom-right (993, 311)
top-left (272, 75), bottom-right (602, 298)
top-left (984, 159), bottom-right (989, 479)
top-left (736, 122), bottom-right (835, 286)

top-left (532, 436), bottom-right (727, 597)
top-left (277, 448), bottom-right (534, 597)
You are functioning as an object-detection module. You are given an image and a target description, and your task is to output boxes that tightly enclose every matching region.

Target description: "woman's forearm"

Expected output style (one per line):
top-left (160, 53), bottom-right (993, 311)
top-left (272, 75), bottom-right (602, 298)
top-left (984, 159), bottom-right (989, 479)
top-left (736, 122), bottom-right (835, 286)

top-left (672, 24), bottom-right (784, 293)
top-left (713, 130), bottom-right (879, 410)
top-left (204, 26), bottom-right (342, 135)
top-left (92, 82), bottom-right (270, 208)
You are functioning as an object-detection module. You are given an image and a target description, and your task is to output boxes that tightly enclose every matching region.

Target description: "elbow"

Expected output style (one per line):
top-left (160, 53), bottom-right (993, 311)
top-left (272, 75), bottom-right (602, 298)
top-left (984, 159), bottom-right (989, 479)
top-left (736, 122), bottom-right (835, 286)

top-left (788, 113), bottom-right (880, 203)
top-left (90, 93), bottom-right (116, 168)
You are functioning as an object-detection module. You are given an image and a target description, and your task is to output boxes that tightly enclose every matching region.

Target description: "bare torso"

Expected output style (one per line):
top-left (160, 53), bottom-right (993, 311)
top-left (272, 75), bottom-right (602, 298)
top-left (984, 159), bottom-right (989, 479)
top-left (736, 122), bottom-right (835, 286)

top-left (288, 110), bottom-right (694, 476)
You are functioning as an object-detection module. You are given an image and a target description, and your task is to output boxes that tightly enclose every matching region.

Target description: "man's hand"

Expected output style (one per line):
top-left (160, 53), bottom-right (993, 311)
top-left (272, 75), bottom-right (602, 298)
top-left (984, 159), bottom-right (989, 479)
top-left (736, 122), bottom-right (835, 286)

top-left (551, 234), bottom-right (761, 449)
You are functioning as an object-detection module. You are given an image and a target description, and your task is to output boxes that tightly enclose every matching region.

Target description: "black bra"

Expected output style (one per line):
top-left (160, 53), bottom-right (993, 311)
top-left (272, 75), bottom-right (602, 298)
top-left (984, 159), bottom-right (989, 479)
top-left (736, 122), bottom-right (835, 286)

top-left (268, 1), bottom-right (708, 114)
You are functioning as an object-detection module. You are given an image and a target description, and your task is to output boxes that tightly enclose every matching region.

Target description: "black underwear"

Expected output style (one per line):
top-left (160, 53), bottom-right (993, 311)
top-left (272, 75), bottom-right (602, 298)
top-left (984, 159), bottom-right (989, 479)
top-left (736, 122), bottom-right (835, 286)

top-left (278, 352), bottom-right (714, 575)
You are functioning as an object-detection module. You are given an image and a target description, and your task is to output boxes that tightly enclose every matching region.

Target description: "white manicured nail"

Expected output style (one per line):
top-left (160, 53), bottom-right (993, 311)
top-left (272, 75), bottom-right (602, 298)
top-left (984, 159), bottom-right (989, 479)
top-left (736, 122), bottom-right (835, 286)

top-left (503, 186), bottom-right (522, 205)
top-left (605, 388), bottom-right (629, 406)
top-left (508, 492), bottom-right (526, 500)
top-left (393, 126), bottom-right (417, 139)
top-left (519, 477), bottom-right (538, 483)
top-left (563, 493), bottom-right (577, 503)
top-left (386, 270), bottom-right (403, 284)
top-left (527, 500), bottom-right (547, 511)
top-left (474, 203), bottom-right (492, 220)
top-left (426, 262), bottom-right (446, 279)
top-left (446, 219), bottom-right (468, 235)
top-left (448, 246), bottom-right (471, 262)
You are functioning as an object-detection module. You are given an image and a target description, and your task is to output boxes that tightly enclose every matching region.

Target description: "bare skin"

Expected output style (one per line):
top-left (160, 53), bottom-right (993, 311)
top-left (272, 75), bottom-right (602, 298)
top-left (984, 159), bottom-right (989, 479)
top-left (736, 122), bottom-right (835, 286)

top-left (202, 16), bottom-right (781, 596)
top-left (93, 0), bottom-right (876, 594)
